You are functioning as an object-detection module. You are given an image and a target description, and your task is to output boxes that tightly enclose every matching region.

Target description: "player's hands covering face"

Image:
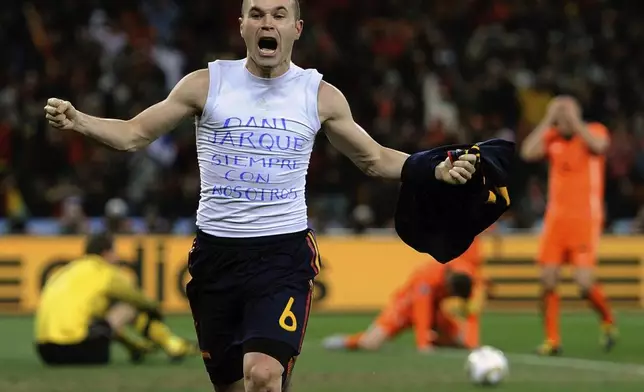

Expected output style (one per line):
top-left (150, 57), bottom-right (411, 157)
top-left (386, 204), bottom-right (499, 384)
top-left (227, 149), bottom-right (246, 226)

top-left (434, 154), bottom-right (477, 185)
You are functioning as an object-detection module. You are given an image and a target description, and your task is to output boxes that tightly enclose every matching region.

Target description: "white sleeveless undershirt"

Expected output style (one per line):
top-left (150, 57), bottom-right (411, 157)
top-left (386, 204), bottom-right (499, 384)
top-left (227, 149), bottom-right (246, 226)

top-left (195, 59), bottom-right (323, 237)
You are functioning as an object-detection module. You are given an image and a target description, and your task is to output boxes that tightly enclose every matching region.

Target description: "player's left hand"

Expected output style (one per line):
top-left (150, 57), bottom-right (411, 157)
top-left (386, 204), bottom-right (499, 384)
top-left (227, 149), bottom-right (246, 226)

top-left (435, 154), bottom-right (477, 185)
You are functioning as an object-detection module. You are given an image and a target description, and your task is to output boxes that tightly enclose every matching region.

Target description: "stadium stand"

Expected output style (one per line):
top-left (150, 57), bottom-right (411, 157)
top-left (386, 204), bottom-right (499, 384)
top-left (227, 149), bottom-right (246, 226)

top-left (1, 0), bottom-right (644, 235)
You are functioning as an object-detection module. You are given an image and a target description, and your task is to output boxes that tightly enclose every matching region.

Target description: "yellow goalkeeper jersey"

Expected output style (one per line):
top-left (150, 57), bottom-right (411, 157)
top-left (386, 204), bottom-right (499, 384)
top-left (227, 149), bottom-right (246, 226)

top-left (35, 255), bottom-right (157, 345)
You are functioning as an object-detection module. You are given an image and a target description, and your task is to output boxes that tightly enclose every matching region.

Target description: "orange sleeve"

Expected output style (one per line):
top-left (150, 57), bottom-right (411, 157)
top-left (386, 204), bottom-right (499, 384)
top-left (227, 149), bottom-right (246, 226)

top-left (411, 279), bottom-right (434, 350)
top-left (590, 123), bottom-right (610, 141)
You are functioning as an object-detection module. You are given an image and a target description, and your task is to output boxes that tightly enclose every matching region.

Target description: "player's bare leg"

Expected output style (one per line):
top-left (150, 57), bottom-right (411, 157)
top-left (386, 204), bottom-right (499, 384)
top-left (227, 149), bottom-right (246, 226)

top-left (575, 267), bottom-right (617, 351)
top-left (537, 265), bottom-right (562, 355)
top-left (322, 324), bottom-right (389, 351)
top-left (243, 352), bottom-right (284, 392)
top-left (105, 303), bottom-right (155, 362)
top-left (105, 302), bottom-right (138, 328)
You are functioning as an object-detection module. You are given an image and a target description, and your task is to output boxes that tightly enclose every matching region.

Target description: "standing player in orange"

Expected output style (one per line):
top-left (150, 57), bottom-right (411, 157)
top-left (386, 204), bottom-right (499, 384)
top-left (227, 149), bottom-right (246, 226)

top-left (321, 256), bottom-right (477, 353)
top-left (521, 96), bottom-right (615, 355)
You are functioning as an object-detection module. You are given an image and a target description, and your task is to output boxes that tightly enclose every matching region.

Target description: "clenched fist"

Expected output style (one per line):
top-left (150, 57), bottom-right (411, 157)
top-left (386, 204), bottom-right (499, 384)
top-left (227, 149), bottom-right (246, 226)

top-left (44, 98), bottom-right (78, 130)
top-left (434, 154), bottom-right (477, 185)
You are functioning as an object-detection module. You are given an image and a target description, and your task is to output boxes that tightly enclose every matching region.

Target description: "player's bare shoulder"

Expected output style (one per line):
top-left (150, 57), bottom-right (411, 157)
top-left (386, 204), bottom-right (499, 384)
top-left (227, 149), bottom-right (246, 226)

top-left (170, 68), bottom-right (210, 114)
top-left (317, 81), bottom-right (352, 125)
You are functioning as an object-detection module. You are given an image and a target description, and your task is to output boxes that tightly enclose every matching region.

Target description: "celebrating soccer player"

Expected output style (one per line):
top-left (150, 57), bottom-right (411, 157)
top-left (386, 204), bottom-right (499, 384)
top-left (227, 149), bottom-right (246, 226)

top-left (44, 1), bottom-right (480, 391)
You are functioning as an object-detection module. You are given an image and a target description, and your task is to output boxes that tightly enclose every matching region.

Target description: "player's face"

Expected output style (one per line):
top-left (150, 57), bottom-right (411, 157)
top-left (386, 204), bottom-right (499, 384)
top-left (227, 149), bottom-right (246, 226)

top-left (555, 115), bottom-right (573, 137)
top-left (554, 97), bottom-right (580, 137)
top-left (240, 0), bottom-right (302, 71)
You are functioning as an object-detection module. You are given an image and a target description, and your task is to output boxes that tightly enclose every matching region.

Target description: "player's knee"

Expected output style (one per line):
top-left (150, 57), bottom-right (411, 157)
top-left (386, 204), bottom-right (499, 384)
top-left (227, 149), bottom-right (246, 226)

top-left (574, 268), bottom-right (594, 291)
top-left (577, 278), bottom-right (594, 293)
top-left (246, 364), bottom-right (282, 390)
top-left (540, 267), bottom-right (559, 289)
top-left (105, 302), bottom-right (137, 330)
top-left (244, 354), bottom-right (283, 391)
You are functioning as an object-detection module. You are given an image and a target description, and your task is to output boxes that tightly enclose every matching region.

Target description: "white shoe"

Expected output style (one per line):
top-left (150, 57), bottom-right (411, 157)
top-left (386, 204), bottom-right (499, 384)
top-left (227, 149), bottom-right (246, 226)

top-left (322, 335), bottom-right (349, 350)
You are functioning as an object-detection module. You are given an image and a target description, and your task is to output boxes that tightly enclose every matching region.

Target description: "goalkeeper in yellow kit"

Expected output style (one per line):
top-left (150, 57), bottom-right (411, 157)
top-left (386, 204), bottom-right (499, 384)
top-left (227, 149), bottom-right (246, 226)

top-left (35, 233), bottom-right (198, 365)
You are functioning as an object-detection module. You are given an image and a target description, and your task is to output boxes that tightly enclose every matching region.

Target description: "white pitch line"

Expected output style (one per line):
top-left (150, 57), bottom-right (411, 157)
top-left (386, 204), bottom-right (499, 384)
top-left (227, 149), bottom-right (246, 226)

top-left (309, 340), bottom-right (644, 376)
top-left (434, 348), bottom-right (644, 376)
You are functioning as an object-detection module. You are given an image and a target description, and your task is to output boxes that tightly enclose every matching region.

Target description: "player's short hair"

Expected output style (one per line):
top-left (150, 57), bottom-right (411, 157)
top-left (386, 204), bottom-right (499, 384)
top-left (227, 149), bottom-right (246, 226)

top-left (449, 273), bottom-right (473, 299)
top-left (85, 233), bottom-right (114, 256)
top-left (241, 0), bottom-right (301, 20)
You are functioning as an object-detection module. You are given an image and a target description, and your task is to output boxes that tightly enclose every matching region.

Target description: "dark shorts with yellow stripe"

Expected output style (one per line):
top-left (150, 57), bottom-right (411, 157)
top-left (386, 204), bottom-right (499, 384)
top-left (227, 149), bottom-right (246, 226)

top-left (186, 228), bottom-right (320, 387)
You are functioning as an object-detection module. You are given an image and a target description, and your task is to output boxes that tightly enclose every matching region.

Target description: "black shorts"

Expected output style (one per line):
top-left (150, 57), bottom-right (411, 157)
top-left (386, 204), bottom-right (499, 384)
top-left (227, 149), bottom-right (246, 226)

top-left (37, 320), bottom-right (112, 366)
top-left (186, 228), bottom-right (320, 387)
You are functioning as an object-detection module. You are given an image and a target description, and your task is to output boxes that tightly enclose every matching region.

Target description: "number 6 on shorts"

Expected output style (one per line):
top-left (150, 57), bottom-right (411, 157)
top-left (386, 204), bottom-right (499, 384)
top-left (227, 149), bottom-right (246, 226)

top-left (279, 297), bottom-right (297, 332)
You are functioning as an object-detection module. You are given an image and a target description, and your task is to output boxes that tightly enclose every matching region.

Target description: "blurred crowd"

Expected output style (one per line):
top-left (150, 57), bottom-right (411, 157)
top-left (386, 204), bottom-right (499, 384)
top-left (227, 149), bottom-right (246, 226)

top-left (2, 0), bottom-right (644, 235)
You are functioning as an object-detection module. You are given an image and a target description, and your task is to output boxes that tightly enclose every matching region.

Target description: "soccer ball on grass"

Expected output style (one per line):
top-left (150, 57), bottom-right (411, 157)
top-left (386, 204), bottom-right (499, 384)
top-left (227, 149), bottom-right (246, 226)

top-left (465, 346), bottom-right (509, 386)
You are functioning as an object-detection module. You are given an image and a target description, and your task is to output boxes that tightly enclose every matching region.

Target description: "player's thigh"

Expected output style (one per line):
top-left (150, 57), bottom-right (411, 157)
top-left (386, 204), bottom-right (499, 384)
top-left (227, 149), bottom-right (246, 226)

top-left (186, 236), bottom-right (248, 386)
top-left (187, 278), bottom-right (245, 386)
top-left (244, 282), bottom-right (313, 355)
top-left (242, 282), bottom-right (314, 390)
top-left (537, 224), bottom-right (566, 266)
top-left (241, 230), bottom-right (321, 355)
top-left (570, 221), bottom-right (602, 269)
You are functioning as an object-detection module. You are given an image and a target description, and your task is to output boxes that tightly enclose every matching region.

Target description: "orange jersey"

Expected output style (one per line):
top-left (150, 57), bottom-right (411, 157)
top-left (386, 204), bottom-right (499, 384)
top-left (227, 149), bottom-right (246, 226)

top-left (399, 262), bottom-right (449, 299)
top-left (447, 238), bottom-right (483, 278)
top-left (379, 262), bottom-right (451, 349)
top-left (543, 123), bottom-right (609, 221)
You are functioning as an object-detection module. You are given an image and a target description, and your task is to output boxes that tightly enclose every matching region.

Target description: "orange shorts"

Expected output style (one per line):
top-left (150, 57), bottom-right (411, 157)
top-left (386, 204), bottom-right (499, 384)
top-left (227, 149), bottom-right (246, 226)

top-left (538, 217), bottom-right (602, 267)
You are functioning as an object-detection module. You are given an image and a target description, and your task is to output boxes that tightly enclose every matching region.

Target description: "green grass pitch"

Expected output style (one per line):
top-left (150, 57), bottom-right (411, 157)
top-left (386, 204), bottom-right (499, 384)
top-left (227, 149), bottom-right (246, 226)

top-left (1, 312), bottom-right (643, 391)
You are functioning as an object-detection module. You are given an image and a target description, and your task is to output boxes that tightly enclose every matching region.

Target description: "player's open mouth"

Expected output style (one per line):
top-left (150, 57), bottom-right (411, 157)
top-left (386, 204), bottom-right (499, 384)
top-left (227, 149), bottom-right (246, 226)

top-left (258, 37), bottom-right (278, 56)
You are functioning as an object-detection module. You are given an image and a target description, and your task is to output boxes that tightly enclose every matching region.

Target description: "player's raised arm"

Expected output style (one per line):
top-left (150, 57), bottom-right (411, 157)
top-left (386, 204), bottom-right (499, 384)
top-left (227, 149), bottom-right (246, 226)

top-left (44, 69), bottom-right (209, 151)
top-left (520, 99), bottom-right (560, 162)
top-left (318, 81), bottom-right (476, 184)
top-left (561, 99), bottom-right (610, 154)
